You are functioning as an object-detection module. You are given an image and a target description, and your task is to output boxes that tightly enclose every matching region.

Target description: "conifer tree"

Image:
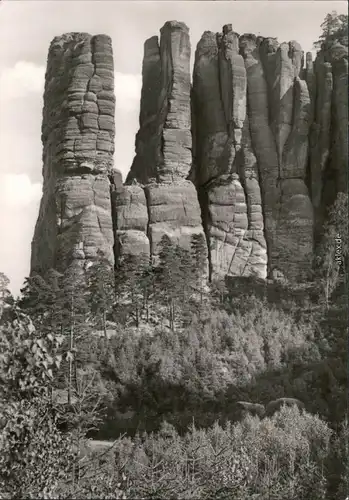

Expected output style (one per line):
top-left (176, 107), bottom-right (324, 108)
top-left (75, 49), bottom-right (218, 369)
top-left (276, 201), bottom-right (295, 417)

top-left (156, 236), bottom-right (192, 330)
top-left (315, 193), bottom-right (348, 308)
top-left (156, 235), bottom-right (178, 330)
top-left (190, 233), bottom-right (208, 303)
top-left (85, 250), bottom-right (115, 337)
top-left (60, 263), bottom-right (89, 404)
top-left (0, 272), bottom-right (12, 301)
top-left (19, 269), bottom-right (65, 336)
top-left (314, 11), bottom-right (348, 50)
top-left (136, 253), bottom-right (155, 324)
top-left (115, 252), bottom-right (152, 327)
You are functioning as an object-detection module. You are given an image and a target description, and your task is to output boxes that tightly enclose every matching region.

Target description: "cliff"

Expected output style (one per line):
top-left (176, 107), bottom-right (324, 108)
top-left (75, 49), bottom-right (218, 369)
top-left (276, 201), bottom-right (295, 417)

top-left (124, 21), bottom-right (207, 266)
top-left (31, 23), bottom-right (348, 283)
top-left (31, 33), bottom-right (116, 274)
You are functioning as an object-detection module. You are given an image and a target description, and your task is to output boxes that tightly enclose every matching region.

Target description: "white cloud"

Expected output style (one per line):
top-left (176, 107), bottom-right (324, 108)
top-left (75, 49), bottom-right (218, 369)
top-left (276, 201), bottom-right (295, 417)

top-left (0, 61), bottom-right (45, 100)
top-left (0, 62), bottom-right (140, 111)
top-left (0, 174), bottom-right (42, 297)
top-left (0, 174), bottom-right (42, 209)
top-left (114, 72), bottom-right (141, 111)
top-left (0, 179), bottom-right (42, 297)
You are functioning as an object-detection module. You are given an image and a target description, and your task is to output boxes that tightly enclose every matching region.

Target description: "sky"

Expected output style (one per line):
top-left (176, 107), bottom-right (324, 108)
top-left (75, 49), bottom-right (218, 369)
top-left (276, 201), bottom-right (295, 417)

top-left (0, 0), bottom-right (347, 296)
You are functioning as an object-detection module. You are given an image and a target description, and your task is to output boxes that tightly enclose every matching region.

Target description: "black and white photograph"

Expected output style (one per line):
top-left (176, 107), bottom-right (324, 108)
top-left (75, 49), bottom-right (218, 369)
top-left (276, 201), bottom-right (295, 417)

top-left (0, 0), bottom-right (348, 498)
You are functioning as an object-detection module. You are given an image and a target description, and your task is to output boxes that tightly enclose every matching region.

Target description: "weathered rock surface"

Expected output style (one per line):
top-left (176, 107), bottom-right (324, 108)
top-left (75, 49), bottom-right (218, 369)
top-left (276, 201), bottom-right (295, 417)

top-left (308, 41), bottom-right (348, 232)
top-left (126, 22), bottom-right (207, 266)
top-left (31, 32), bottom-right (115, 274)
top-left (265, 397), bottom-right (305, 417)
top-left (236, 401), bottom-right (266, 418)
top-left (326, 45), bottom-right (348, 197)
top-left (191, 26), bottom-right (319, 282)
top-left (192, 27), bottom-right (268, 280)
top-left (127, 21), bottom-right (192, 185)
top-left (309, 55), bottom-right (333, 209)
top-left (31, 24), bottom-right (347, 286)
top-left (239, 33), bottom-right (313, 280)
top-left (111, 184), bottom-right (150, 259)
top-left (145, 181), bottom-right (204, 258)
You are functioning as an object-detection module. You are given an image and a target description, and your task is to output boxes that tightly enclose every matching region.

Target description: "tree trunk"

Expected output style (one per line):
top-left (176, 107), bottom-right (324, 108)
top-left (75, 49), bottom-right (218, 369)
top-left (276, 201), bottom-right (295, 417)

top-left (144, 286), bottom-right (149, 323)
top-left (102, 309), bottom-right (107, 338)
top-left (171, 300), bottom-right (175, 332)
top-left (136, 305), bottom-right (139, 328)
top-left (146, 293), bottom-right (149, 323)
top-left (68, 291), bottom-right (74, 406)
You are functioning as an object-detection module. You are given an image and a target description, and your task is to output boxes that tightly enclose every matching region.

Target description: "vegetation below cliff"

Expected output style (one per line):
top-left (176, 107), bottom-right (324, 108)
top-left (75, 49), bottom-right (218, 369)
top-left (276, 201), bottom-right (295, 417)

top-left (1, 12), bottom-right (348, 500)
top-left (1, 194), bottom-right (348, 499)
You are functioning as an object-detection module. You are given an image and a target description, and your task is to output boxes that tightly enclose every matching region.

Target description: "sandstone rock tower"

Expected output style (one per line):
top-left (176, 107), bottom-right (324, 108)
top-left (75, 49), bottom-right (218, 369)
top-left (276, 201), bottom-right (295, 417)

top-left (31, 22), bottom-right (347, 284)
top-left (192, 27), bottom-right (268, 280)
top-left (122, 21), bottom-right (207, 264)
top-left (31, 33), bottom-right (116, 274)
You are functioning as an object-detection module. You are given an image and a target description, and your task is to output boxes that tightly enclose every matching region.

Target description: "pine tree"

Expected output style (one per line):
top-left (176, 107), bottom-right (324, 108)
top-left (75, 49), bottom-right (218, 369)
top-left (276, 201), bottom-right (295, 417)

top-left (134, 253), bottom-right (155, 324)
top-left (314, 11), bottom-right (348, 50)
top-left (190, 233), bottom-right (208, 303)
top-left (19, 269), bottom-right (65, 337)
top-left (156, 236), bottom-right (192, 330)
top-left (174, 244), bottom-right (194, 323)
top-left (85, 250), bottom-right (115, 337)
top-left (315, 193), bottom-right (348, 308)
top-left (115, 252), bottom-right (152, 327)
top-left (60, 263), bottom-right (90, 404)
top-left (156, 235), bottom-right (177, 330)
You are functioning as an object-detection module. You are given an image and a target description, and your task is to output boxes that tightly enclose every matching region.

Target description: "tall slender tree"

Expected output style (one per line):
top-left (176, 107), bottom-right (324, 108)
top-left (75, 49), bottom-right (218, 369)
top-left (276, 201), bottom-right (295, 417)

top-left (60, 263), bottom-right (89, 404)
top-left (19, 269), bottom-right (65, 336)
top-left (115, 252), bottom-right (153, 327)
top-left (85, 250), bottom-right (115, 337)
top-left (314, 11), bottom-right (348, 50)
top-left (190, 233), bottom-right (208, 304)
top-left (156, 236), bottom-right (193, 330)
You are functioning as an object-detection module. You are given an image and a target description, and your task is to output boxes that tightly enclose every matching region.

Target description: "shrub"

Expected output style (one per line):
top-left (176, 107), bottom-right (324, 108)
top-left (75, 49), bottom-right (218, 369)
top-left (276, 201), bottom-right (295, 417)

top-left (66, 407), bottom-right (330, 499)
top-left (0, 398), bottom-right (75, 499)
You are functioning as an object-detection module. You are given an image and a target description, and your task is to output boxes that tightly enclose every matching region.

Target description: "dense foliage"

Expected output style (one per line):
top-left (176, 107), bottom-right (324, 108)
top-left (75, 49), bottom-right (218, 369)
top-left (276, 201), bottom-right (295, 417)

top-left (314, 10), bottom-right (348, 50)
top-left (1, 201), bottom-right (347, 498)
top-left (57, 408), bottom-right (333, 499)
top-left (1, 12), bottom-right (348, 494)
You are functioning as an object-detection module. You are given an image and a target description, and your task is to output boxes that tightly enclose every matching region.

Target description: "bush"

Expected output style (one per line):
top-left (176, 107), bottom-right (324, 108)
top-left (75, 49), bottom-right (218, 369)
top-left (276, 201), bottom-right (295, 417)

top-left (0, 398), bottom-right (75, 499)
top-left (61, 407), bottom-right (330, 499)
top-left (0, 301), bottom-right (76, 499)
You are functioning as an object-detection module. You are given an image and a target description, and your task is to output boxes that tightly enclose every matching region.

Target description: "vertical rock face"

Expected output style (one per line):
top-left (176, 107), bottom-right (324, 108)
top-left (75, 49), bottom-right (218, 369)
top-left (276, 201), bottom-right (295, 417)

top-left (127, 36), bottom-right (162, 185)
top-left (125, 21), bottom-right (207, 265)
top-left (240, 34), bottom-right (313, 281)
top-left (31, 33), bottom-right (115, 274)
top-left (192, 27), bottom-right (267, 280)
top-left (127, 21), bottom-right (192, 185)
top-left (308, 41), bottom-right (348, 233)
top-left (111, 182), bottom-right (150, 259)
top-left (193, 27), bottom-right (313, 281)
top-left (309, 55), bottom-right (332, 209)
top-left (331, 55), bottom-right (348, 194)
top-left (31, 23), bottom-right (347, 286)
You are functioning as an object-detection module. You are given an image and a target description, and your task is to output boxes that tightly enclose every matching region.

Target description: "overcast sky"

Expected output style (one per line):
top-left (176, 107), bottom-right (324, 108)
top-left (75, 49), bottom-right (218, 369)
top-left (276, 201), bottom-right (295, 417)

top-left (0, 0), bottom-right (346, 296)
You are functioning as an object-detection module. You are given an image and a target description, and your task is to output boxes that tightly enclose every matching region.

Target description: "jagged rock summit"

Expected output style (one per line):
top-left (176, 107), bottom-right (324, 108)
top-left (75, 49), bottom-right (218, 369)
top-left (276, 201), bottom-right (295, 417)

top-left (31, 23), bottom-right (348, 284)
